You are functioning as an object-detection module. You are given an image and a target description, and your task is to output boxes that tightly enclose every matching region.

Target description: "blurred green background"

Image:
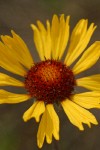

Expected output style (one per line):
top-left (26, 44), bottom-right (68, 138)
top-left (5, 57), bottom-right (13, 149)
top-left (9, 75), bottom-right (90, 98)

top-left (0, 0), bottom-right (100, 150)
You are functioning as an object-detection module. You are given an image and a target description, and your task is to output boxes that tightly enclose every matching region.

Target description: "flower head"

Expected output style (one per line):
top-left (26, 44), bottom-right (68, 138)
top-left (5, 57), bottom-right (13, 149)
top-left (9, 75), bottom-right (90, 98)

top-left (0, 14), bottom-right (100, 148)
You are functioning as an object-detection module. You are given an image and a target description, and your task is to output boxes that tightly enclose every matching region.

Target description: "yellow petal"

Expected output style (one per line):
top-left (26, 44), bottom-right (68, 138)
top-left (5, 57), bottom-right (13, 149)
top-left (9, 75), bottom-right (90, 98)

top-left (51, 14), bottom-right (70, 59)
top-left (31, 14), bottom-right (69, 61)
top-left (45, 20), bottom-right (52, 59)
top-left (0, 90), bottom-right (30, 104)
top-left (46, 104), bottom-right (59, 140)
top-left (45, 108), bottom-right (53, 144)
top-left (37, 104), bottom-right (59, 148)
top-left (31, 24), bottom-right (45, 60)
top-left (64, 19), bottom-right (96, 66)
top-left (59, 15), bottom-right (70, 59)
top-left (77, 74), bottom-right (100, 91)
top-left (37, 109), bottom-right (46, 148)
top-left (0, 42), bottom-right (26, 76)
top-left (37, 20), bottom-right (51, 59)
top-left (61, 99), bottom-right (98, 130)
top-left (51, 14), bottom-right (59, 59)
top-left (1, 31), bottom-right (34, 70)
top-left (23, 101), bottom-right (45, 122)
top-left (0, 73), bottom-right (24, 87)
top-left (72, 92), bottom-right (100, 109)
top-left (72, 41), bottom-right (100, 75)
top-left (11, 31), bottom-right (33, 69)
top-left (64, 19), bottom-right (87, 64)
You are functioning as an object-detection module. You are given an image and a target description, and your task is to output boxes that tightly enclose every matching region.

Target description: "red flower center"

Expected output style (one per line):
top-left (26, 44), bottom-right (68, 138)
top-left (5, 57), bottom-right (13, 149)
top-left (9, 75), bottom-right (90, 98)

top-left (25, 60), bottom-right (76, 104)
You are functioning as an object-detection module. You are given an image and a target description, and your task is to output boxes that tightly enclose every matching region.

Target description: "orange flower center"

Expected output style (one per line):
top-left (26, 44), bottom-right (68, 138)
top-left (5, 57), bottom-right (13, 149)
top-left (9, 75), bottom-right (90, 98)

top-left (25, 60), bottom-right (76, 104)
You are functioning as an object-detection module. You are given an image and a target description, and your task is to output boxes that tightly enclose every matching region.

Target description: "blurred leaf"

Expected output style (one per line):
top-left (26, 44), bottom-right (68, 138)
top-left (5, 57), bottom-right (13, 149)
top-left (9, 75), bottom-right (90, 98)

top-left (0, 130), bottom-right (19, 150)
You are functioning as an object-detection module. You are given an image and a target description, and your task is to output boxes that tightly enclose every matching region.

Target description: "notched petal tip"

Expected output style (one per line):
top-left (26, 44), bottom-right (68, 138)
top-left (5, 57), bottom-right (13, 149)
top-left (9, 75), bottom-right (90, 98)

top-left (52, 14), bottom-right (59, 23)
top-left (93, 119), bottom-right (98, 125)
top-left (46, 20), bottom-right (50, 27)
top-left (61, 99), bottom-right (99, 131)
top-left (31, 24), bottom-right (37, 30)
top-left (66, 15), bottom-right (70, 23)
top-left (11, 30), bottom-right (16, 36)
top-left (46, 135), bottom-right (52, 144)
top-left (78, 125), bottom-right (84, 131)
top-left (53, 14), bottom-right (58, 18)
top-left (23, 101), bottom-right (45, 123)
top-left (23, 115), bottom-right (28, 122)
top-left (37, 140), bottom-right (43, 149)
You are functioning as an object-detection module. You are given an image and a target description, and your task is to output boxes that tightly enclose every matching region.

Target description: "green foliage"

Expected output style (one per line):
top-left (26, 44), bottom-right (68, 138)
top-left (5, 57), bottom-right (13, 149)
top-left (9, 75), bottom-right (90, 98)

top-left (0, 124), bottom-right (19, 150)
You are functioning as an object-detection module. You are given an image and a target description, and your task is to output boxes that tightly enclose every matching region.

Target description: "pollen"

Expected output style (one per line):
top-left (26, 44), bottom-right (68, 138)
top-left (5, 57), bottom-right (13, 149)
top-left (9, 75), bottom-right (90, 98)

top-left (25, 60), bottom-right (75, 104)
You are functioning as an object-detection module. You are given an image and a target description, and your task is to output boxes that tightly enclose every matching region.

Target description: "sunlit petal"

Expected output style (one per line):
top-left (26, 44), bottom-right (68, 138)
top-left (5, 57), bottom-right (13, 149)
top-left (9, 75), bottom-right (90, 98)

top-left (0, 73), bottom-right (24, 87)
top-left (51, 14), bottom-right (70, 59)
top-left (1, 31), bottom-right (34, 69)
top-left (72, 41), bottom-right (100, 74)
top-left (65, 19), bottom-right (96, 66)
top-left (61, 99), bottom-right (98, 130)
top-left (37, 104), bottom-right (59, 148)
top-left (72, 92), bottom-right (100, 109)
top-left (77, 74), bottom-right (100, 91)
top-left (23, 101), bottom-right (45, 122)
top-left (0, 90), bottom-right (30, 104)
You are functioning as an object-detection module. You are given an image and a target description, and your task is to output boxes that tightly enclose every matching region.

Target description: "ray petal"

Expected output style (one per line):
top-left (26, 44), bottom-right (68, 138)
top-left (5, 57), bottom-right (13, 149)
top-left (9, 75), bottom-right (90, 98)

top-left (64, 19), bottom-right (96, 66)
top-left (51, 14), bottom-right (70, 60)
top-left (61, 99), bottom-right (98, 130)
top-left (0, 90), bottom-right (30, 104)
top-left (37, 20), bottom-right (51, 59)
top-left (23, 101), bottom-right (45, 122)
top-left (72, 41), bottom-right (100, 75)
top-left (72, 92), bottom-right (100, 109)
top-left (0, 73), bottom-right (24, 87)
top-left (31, 24), bottom-right (45, 60)
top-left (0, 41), bottom-right (26, 76)
top-left (46, 104), bottom-right (59, 140)
top-left (76, 74), bottom-right (100, 91)
top-left (1, 31), bottom-right (34, 69)
top-left (37, 109), bottom-right (46, 148)
top-left (37, 104), bottom-right (59, 148)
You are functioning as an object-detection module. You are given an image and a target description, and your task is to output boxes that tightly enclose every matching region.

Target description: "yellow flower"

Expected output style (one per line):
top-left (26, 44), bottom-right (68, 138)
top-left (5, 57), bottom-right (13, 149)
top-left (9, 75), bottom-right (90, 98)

top-left (0, 14), bottom-right (100, 148)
